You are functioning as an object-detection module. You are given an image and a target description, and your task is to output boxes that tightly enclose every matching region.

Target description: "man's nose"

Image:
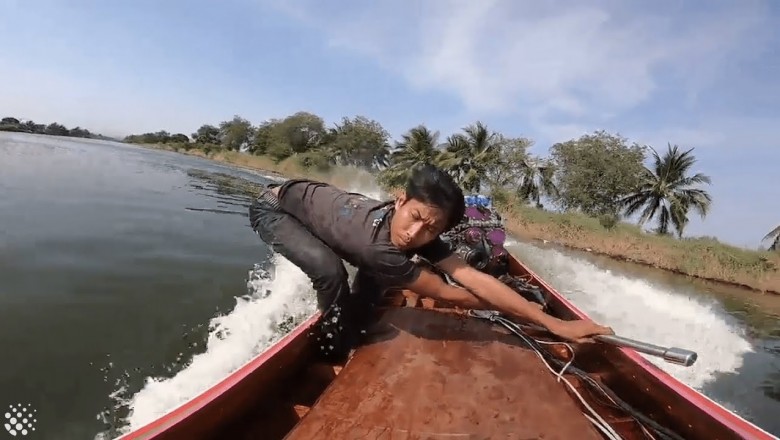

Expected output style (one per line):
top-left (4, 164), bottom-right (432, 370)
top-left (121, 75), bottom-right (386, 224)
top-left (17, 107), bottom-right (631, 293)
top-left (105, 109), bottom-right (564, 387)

top-left (408, 222), bottom-right (424, 239)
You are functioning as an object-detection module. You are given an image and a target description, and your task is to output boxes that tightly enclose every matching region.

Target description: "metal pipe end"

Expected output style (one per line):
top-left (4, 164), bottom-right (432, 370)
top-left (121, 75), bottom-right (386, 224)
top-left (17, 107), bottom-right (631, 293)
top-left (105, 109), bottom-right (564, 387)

top-left (663, 347), bottom-right (698, 367)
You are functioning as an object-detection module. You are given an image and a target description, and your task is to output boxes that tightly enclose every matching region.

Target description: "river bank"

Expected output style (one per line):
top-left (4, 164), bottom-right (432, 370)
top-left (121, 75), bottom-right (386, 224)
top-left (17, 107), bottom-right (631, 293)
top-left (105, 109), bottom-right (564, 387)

top-left (141, 143), bottom-right (780, 295)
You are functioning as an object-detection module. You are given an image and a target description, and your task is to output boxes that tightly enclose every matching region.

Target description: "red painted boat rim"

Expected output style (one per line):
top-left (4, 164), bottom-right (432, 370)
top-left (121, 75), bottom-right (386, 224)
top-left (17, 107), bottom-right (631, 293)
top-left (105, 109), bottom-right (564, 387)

top-left (516, 258), bottom-right (777, 440)
top-left (117, 256), bottom-right (777, 440)
top-left (116, 312), bottom-right (321, 439)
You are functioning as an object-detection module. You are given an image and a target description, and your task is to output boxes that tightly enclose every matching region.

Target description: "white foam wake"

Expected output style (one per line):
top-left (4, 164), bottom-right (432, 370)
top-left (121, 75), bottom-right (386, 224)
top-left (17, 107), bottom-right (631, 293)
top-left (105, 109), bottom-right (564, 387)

top-left (99, 170), bottom-right (387, 438)
top-left (113, 255), bottom-right (317, 435)
top-left (505, 240), bottom-right (754, 390)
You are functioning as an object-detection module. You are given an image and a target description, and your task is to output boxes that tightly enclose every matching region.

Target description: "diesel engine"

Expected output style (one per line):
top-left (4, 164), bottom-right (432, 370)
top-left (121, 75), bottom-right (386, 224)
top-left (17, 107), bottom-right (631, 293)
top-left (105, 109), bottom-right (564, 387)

top-left (440, 195), bottom-right (509, 277)
top-left (439, 195), bottom-right (548, 308)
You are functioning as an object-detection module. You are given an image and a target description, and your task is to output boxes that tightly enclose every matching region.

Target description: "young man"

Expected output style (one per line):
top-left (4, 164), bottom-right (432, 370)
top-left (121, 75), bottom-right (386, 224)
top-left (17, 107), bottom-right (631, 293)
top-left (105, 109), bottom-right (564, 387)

top-left (249, 164), bottom-right (613, 360)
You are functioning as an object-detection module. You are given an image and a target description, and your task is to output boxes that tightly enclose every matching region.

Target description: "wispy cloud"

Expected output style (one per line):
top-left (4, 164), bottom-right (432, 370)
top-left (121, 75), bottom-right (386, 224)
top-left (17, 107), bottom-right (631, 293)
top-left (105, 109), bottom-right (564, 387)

top-left (272, 0), bottom-right (773, 130)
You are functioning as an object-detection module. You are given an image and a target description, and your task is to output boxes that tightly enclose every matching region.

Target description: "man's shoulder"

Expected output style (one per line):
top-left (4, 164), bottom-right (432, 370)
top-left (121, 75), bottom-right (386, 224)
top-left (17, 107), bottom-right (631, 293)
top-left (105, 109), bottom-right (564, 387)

top-left (278, 179), bottom-right (380, 203)
top-left (277, 178), bottom-right (329, 197)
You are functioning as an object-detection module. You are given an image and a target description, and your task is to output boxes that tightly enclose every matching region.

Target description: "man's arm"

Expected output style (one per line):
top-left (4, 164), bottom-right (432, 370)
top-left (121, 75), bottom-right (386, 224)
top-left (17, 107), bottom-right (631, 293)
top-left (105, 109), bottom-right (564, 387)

top-left (406, 254), bottom-right (613, 342)
top-left (429, 256), bottom-right (563, 329)
top-left (406, 269), bottom-right (493, 310)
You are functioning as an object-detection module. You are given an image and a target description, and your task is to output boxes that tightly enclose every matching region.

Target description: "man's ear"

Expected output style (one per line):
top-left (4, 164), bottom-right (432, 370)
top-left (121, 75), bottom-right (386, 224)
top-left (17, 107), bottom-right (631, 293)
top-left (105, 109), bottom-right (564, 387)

top-left (395, 193), bottom-right (409, 210)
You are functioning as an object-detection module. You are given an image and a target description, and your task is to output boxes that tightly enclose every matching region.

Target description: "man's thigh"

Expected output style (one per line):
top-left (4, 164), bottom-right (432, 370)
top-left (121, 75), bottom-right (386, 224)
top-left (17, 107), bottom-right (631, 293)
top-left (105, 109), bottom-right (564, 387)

top-left (250, 196), bottom-right (349, 309)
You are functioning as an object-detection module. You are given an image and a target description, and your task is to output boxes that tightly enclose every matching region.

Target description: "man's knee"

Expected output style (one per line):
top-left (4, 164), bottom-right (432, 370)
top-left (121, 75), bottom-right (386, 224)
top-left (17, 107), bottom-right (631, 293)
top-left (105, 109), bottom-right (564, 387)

top-left (249, 198), bottom-right (274, 232)
top-left (316, 259), bottom-right (347, 286)
top-left (249, 188), bottom-right (285, 230)
top-left (308, 251), bottom-right (348, 304)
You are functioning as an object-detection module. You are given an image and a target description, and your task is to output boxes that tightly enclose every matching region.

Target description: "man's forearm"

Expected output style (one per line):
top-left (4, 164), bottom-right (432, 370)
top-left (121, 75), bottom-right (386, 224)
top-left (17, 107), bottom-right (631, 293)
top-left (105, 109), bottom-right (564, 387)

top-left (430, 284), bottom-right (493, 309)
top-left (461, 272), bottom-right (563, 330)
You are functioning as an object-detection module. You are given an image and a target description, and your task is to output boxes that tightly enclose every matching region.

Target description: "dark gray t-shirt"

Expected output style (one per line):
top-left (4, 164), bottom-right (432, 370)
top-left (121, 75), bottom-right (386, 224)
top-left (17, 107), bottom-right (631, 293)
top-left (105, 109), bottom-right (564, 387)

top-left (277, 179), bottom-right (452, 287)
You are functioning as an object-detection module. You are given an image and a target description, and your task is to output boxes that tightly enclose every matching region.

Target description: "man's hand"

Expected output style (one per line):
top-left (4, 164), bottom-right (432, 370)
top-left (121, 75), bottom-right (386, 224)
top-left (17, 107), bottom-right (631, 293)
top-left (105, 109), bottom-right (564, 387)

top-left (548, 319), bottom-right (614, 343)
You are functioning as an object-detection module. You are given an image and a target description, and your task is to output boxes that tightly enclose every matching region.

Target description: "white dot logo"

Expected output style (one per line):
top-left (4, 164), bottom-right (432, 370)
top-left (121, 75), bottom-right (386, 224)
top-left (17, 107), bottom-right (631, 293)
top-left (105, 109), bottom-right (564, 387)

top-left (3, 404), bottom-right (36, 437)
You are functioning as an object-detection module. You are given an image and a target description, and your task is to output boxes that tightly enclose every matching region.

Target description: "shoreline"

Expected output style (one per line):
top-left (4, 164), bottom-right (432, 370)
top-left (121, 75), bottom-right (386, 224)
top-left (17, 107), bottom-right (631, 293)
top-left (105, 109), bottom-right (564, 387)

top-left (517, 233), bottom-right (778, 296)
top-left (501, 215), bottom-right (779, 296)
top-left (143, 144), bottom-right (780, 296)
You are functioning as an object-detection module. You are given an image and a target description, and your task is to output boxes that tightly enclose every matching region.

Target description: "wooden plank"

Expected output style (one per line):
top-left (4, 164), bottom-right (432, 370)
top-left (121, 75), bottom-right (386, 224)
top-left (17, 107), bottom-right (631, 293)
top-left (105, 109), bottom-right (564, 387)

top-left (285, 307), bottom-right (602, 440)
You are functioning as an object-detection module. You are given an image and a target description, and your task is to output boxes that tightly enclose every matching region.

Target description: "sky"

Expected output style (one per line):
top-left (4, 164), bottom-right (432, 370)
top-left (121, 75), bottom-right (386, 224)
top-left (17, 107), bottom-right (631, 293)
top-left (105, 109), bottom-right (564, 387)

top-left (1, 0), bottom-right (778, 248)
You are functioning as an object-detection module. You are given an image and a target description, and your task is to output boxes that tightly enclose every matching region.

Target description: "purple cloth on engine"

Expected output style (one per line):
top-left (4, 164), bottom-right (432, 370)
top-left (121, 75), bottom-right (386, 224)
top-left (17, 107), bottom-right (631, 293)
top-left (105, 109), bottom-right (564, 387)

top-left (465, 206), bottom-right (490, 220)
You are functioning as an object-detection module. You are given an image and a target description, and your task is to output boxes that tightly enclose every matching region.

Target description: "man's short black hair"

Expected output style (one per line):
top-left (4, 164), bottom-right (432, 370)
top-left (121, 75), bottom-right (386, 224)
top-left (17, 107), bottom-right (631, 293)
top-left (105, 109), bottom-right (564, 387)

top-left (405, 163), bottom-right (465, 231)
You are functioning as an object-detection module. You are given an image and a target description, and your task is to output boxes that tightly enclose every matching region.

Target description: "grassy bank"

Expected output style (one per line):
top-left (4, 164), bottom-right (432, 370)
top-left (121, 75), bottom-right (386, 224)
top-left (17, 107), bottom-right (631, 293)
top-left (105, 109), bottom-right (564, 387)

top-left (162, 145), bottom-right (381, 193)
top-left (146, 143), bottom-right (780, 295)
top-left (500, 202), bottom-right (779, 294)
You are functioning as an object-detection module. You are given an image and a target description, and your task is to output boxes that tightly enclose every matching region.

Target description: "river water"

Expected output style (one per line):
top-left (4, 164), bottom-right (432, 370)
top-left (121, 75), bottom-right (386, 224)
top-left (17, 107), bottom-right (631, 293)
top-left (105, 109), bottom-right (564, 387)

top-left (1, 133), bottom-right (778, 439)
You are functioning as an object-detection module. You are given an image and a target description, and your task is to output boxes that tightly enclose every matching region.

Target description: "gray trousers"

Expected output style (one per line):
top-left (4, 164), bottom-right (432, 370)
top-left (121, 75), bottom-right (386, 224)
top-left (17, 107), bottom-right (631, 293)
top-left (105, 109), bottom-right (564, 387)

top-left (249, 189), bottom-right (383, 361)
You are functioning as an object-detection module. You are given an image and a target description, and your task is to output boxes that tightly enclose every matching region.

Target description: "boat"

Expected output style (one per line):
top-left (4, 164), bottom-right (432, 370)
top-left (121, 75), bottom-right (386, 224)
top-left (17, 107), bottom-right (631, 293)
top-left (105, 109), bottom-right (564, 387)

top-left (116, 196), bottom-right (776, 440)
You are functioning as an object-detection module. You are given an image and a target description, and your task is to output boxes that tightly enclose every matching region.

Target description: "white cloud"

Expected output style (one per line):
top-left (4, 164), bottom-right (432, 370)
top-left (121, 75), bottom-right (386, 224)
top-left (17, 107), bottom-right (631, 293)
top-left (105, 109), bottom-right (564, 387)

top-left (274, 0), bottom-right (773, 126)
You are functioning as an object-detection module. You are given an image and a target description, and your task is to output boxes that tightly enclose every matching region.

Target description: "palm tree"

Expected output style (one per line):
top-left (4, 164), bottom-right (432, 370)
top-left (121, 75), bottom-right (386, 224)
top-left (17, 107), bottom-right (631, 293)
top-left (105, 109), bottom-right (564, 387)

top-left (377, 125), bottom-right (442, 188)
top-left (517, 157), bottom-right (559, 209)
top-left (621, 143), bottom-right (712, 238)
top-left (763, 225), bottom-right (780, 251)
top-left (437, 122), bottom-right (501, 192)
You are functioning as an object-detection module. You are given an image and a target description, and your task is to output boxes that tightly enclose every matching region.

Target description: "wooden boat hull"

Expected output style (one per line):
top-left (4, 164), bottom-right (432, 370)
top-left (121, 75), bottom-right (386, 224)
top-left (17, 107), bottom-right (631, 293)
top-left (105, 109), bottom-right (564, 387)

top-left (117, 253), bottom-right (776, 440)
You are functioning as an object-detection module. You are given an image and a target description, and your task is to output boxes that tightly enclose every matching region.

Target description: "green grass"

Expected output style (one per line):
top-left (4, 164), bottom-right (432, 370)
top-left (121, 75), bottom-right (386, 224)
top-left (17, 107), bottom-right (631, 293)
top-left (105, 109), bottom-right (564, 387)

top-left (500, 198), bottom-right (779, 293)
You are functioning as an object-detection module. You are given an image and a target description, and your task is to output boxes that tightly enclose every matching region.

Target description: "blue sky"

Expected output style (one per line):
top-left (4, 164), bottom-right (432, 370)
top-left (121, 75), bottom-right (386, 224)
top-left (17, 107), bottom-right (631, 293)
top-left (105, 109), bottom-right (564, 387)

top-left (2, 0), bottom-right (778, 248)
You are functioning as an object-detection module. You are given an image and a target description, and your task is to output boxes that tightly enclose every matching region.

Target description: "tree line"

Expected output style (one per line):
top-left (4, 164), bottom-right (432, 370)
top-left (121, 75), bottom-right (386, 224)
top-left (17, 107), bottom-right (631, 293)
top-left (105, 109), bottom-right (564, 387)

top-left (121, 111), bottom-right (772, 250)
top-left (0, 116), bottom-right (112, 140)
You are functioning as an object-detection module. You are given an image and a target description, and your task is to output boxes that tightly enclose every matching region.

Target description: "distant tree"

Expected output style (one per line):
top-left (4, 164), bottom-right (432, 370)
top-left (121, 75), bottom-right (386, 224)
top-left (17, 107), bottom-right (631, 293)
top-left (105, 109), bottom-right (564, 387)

top-left (763, 225), bottom-right (780, 251)
top-left (249, 120), bottom-right (278, 155)
top-left (218, 115), bottom-right (254, 151)
top-left (45, 122), bottom-right (69, 136)
top-left (550, 130), bottom-right (646, 217)
top-left (378, 125), bottom-right (442, 188)
top-left (621, 144), bottom-right (712, 237)
top-left (0, 117), bottom-right (23, 132)
top-left (517, 156), bottom-right (558, 209)
top-left (169, 133), bottom-right (190, 144)
top-left (153, 131), bottom-right (171, 143)
top-left (21, 120), bottom-right (45, 134)
top-left (192, 124), bottom-right (220, 145)
top-left (326, 115), bottom-right (390, 169)
top-left (481, 135), bottom-right (532, 189)
top-left (0, 116), bottom-right (108, 138)
top-left (68, 126), bottom-right (92, 138)
top-left (265, 112), bottom-right (326, 162)
top-left (279, 111), bottom-right (326, 153)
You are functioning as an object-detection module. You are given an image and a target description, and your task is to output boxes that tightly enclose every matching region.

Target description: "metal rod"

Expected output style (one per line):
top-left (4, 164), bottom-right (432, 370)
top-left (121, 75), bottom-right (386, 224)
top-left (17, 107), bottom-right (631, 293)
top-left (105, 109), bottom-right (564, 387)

top-left (594, 334), bottom-right (698, 367)
top-left (467, 310), bottom-right (698, 367)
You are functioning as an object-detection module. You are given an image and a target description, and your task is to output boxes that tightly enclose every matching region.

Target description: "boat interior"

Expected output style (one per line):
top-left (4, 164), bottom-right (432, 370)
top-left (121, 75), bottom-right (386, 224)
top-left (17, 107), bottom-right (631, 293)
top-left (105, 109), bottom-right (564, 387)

top-left (218, 292), bottom-right (611, 439)
top-left (181, 281), bottom-right (738, 440)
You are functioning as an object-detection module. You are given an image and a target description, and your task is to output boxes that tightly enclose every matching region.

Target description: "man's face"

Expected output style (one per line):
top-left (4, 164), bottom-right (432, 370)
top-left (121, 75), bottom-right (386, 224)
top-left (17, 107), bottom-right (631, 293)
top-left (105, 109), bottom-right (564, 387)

top-left (390, 194), bottom-right (448, 250)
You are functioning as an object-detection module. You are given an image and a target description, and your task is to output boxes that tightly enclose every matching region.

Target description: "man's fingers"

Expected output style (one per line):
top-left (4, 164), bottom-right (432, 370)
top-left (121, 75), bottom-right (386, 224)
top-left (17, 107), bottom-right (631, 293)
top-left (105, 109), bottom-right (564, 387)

top-left (576, 324), bottom-right (613, 343)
